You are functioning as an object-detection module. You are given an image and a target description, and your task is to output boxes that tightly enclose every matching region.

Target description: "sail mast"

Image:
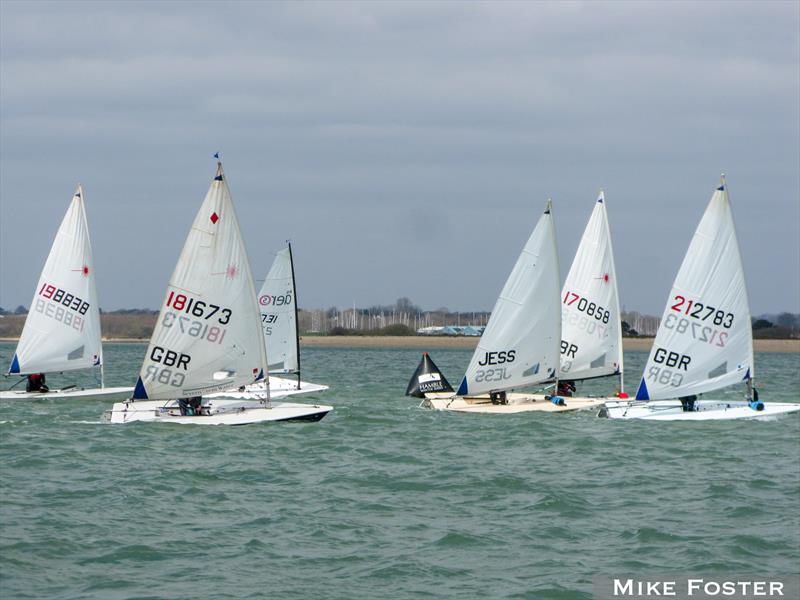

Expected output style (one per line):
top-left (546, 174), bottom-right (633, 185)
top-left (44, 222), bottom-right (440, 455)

top-left (287, 241), bottom-right (302, 390)
top-left (551, 201), bottom-right (560, 397)
top-left (603, 190), bottom-right (624, 395)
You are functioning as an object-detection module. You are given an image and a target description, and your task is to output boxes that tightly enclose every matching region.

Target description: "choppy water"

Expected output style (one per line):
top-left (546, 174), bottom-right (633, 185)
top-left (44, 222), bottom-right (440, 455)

top-left (1, 342), bottom-right (798, 599)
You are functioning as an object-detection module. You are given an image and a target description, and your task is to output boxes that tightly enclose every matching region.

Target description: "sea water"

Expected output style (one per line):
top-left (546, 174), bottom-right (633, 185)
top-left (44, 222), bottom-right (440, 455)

top-left (0, 342), bottom-right (798, 599)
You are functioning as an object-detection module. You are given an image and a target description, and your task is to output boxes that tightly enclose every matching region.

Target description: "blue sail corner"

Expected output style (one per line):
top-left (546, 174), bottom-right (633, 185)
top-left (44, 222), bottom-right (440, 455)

top-left (456, 378), bottom-right (468, 396)
top-left (132, 377), bottom-right (148, 400)
top-left (9, 354), bottom-right (20, 374)
top-left (635, 378), bottom-right (650, 400)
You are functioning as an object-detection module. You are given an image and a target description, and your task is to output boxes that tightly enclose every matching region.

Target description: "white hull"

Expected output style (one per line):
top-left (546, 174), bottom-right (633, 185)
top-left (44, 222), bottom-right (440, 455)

top-left (206, 376), bottom-right (329, 401)
top-left (421, 391), bottom-right (612, 414)
top-left (601, 399), bottom-right (800, 420)
top-left (0, 386), bottom-right (133, 402)
top-left (106, 398), bottom-right (333, 425)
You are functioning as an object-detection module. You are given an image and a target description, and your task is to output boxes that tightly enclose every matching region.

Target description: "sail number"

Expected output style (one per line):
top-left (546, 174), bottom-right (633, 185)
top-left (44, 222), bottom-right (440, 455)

top-left (670, 295), bottom-right (733, 328)
top-left (475, 351), bottom-right (515, 383)
top-left (143, 346), bottom-right (191, 388)
top-left (474, 367), bottom-right (512, 383)
top-left (38, 283), bottom-right (90, 315)
top-left (478, 351), bottom-right (516, 365)
top-left (166, 292), bottom-right (231, 325)
top-left (162, 312), bottom-right (227, 344)
top-left (560, 340), bottom-right (578, 373)
top-left (645, 347), bottom-right (691, 388)
top-left (663, 313), bottom-right (727, 347)
top-left (562, 308), bottom-right (609, 340)
top-left (261, 313), bottom-right (278, 336)
top-left (259, 293), bottom-right (292, 306)
top-left (33, 298), bottom-right (85, 332)
top-left (563, 291), bottom-right (610, 323)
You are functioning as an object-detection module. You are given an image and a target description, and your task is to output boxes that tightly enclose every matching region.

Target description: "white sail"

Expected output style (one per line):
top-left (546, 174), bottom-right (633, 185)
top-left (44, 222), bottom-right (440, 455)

top-left (560, 192), bottom-right (623, 384)
top-left (635, 178), bottom-right (753, 400)
top-left (258, 246), bottom-right (299, 373)
top-left (9, 186), bottom-right (103, 375)
top-left (132, 162), bottom-right (267, 400)
top-left (457, 200), bottom-right (561, 396)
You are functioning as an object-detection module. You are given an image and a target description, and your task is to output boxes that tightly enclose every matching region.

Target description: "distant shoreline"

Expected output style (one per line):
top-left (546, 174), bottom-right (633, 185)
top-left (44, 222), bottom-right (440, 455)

top-left (4, 336), bottom-right (796, 352)
top-left (299, 336), bottom-right (800, 353)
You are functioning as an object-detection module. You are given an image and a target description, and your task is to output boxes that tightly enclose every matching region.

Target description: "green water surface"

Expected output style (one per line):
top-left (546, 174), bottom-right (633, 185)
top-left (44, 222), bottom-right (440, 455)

top-left (1, 343), bottom-right (798, 599)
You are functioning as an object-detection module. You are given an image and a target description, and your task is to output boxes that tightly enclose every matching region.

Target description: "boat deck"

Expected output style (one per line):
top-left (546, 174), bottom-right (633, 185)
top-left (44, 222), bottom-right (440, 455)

top-left (421, 391), bottom-right (610, 413)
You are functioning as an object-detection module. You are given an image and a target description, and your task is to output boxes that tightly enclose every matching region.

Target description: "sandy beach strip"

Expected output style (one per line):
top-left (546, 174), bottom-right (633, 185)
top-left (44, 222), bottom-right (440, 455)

top-left (296, 336), bottom-right (800, 353)
top-left (1, 336), bottom-right (797, 352)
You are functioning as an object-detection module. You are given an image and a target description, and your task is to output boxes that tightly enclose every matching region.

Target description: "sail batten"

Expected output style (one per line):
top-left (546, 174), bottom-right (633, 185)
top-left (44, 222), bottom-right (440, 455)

top-left (635, 180), bottom-right (753, 400)
top-left (458, 201), bottom-right (561, 396)
top-left (559, 192), bottom-right (623, 384)
top-left (9, 186), bottom-right (103, 376)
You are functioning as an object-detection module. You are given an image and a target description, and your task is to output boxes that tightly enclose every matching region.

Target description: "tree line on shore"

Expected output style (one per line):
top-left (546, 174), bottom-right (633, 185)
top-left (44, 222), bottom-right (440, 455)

top-left (1, 301), bottom-right (798, 339)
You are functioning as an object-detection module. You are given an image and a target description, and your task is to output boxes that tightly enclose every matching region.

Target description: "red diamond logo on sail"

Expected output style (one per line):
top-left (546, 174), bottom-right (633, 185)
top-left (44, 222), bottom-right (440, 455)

top-left (226, 264), bottom-right (238, 278)
top-left (82, 265), bottom-right (90, 276)
top-left (210, 212), bottom-right (219, 224)
top-left (603, 273), bottom-right (609, 283)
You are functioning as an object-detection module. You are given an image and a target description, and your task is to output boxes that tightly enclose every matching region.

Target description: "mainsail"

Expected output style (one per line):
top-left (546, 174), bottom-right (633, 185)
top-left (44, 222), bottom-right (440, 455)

top-left (132, 162), bottom-right (267, 400)
top-left (258, 246), bottom-right (299, 374)
top-left (457, 200), bottom-right (561, 396)
top-left (9, 186), bottom-right (103, 376)
top-left (560, 192), bottom-right (623, 384)
top-left (636, 177), bottom-right (753, 400)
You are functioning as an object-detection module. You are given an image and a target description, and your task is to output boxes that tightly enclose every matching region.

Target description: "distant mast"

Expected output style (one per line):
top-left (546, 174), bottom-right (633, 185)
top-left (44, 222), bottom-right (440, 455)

top-left (288, 242), bottom-right (302, 389)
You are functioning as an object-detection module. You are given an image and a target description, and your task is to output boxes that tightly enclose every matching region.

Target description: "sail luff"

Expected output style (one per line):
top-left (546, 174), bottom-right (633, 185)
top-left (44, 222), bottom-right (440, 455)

top-left (720, 176), bottom-right (754, 386)
top-left (76, 184), bottom-right (104, 371)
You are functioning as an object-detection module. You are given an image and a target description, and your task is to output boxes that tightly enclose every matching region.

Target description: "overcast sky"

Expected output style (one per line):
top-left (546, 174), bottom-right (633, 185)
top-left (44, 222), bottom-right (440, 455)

top-left (1, 0), bottom-right (798, 315)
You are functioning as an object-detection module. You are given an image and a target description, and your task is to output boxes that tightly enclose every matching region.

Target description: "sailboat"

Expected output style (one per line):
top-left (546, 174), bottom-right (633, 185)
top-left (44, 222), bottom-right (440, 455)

top-left (107, 161), bottom-right (332, 424)
top-left (602, 176), bottom-right (800, 420)
top-left (207, 243), bottom-right (328, 401)
top-left (1, 186), bottom-right (132, 401)
top-left (419, 200), bottom-right (600, 413)
top-left (558, 191), bottom-right (626, 400)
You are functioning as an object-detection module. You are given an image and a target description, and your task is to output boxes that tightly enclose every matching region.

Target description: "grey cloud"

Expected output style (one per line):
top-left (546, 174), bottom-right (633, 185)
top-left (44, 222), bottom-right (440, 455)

top-left (1, 0), bottom-right (798, 314)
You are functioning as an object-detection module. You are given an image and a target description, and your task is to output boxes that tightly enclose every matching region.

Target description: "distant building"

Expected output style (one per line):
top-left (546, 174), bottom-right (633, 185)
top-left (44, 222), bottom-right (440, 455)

top-left (416, 325), bottom-right (485, 336)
